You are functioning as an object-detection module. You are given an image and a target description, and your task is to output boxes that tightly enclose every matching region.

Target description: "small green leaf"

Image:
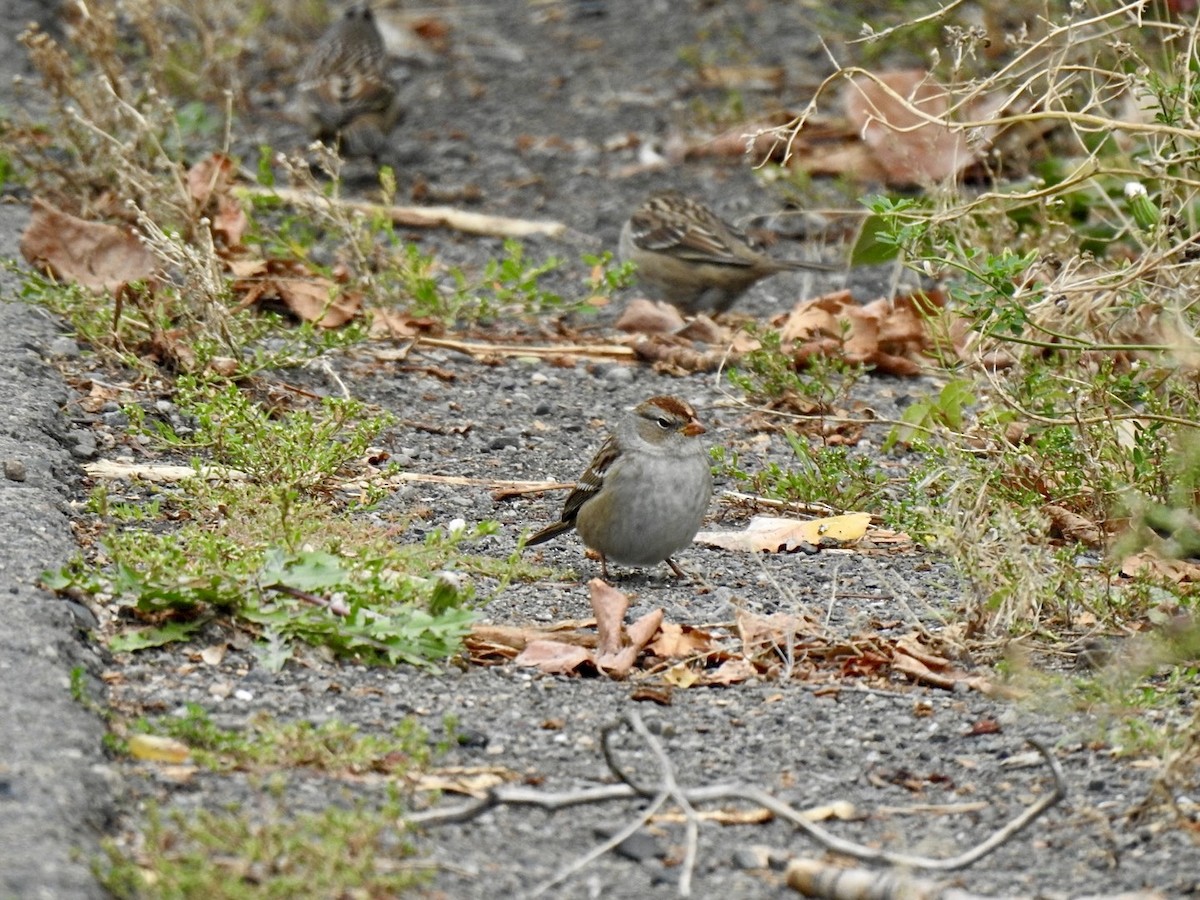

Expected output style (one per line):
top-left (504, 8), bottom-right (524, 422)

top-left (849, 212), bottom-right (902, 266)
top-left (109, 621), bottom-right (204, 653)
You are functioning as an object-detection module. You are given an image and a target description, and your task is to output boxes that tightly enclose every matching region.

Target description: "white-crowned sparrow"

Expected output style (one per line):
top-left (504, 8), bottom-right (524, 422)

top-left (619, 190), bottom-right (835, 315)
top-left (298, 3), bottom-right (402, 161)
top-left (526, 395), bottom-right (713, 579)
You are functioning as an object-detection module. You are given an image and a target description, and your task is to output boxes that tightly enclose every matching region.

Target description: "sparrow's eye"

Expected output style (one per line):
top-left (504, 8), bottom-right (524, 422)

top-left (656, 416), bottom-right (673, 430)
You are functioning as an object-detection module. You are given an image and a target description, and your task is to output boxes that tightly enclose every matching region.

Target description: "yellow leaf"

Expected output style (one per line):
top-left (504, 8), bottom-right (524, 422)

top-left (128, 734), bottom-right (191, 763)
top-left (662, 662), bottom-right (701, 688)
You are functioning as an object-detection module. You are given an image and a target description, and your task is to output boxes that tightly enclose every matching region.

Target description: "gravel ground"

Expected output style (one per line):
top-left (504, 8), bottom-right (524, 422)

top-left (2, 1), bottom-right (1198, 898)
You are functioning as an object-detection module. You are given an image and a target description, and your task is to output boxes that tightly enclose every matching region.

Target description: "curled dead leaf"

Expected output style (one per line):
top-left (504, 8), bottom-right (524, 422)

top-left (703, 657), bottom-right (757, 686)
top-left (776, 290), bottom-right (937, 376)
top-left (20, 198), bottom-right (158, 292)
top-left (232, 258), bottom-right (361, 328)
top-left (591, 578), bottom-right (630, 658)
top-left (631, 335), bottom-right (727, 373)
top-left (647, 622), bottom-right (716, 659)
top-left (1045, 504), bottom-right (1103, 547)
top-left (1121, 551), bottom-right (1200, 583)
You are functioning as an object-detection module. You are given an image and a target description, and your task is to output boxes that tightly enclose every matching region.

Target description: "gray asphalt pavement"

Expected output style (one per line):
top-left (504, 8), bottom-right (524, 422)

top-left (2, 3), bottom-right (113, 892)
top-left (0, 209), bottom-right (111, 898)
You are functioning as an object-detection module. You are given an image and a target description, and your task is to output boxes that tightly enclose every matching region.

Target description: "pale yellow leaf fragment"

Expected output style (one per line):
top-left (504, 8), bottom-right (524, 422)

top-left (662, 662), bottom-right (701, 688)
top-left (695, 513), bottom-right (872, 553)
top-left (128, 734), bottom-right (191, 764)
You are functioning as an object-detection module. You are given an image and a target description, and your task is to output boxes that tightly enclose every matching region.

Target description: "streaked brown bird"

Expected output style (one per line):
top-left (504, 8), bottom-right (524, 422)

top-left (619, 190), bottom-right (835, 315)
top-left (298, 3), bottom-right (402, 162)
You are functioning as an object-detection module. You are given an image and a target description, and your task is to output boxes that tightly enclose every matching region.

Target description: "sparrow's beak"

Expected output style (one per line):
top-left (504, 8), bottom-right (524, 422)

top-left (682, 420), bottom-right (706, 437)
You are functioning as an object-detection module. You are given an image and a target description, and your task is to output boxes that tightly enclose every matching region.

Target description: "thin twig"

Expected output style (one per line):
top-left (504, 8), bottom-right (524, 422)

top-left (236, 184), bottom-right (575, 239)
top-left (409, 717), bottom-right (1069, 887)
top-left (415, 336), bottom-right (637, 361)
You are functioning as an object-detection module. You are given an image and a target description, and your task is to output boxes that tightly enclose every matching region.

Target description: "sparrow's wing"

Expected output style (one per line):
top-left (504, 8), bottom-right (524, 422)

top-left (558, 434), bottom-right (618, 526)
top-left (629, 192), bottom-right (756, 268)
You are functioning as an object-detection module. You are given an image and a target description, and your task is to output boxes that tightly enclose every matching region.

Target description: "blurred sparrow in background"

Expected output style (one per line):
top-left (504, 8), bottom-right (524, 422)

top-left (525, 395), bottom-right (713, 580)
top-left (619, 190), bottom-right (835, 315)
top-left (298, 3), bottom-right (402, 162)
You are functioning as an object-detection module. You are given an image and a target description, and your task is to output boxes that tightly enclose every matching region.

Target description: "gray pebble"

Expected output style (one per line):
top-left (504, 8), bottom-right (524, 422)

top-left (70, 431), bottom-right (97, 460)
top-left (593, 827), bottom-right (663, 862)
top-left (604, 366), bottom-right (634, 384)
top-left (488, 434), bottom-right (520, 451)
top-left (732, 846), bottom-right (771, 870)
top-left (3, 459), bottom-right (27, 481)
top-left (47, 336), bottom-right (80, 358)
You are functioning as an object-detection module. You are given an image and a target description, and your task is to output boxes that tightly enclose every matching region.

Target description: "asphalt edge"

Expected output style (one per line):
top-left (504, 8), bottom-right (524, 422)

top-left (0, 202), bottom-right (112, 899)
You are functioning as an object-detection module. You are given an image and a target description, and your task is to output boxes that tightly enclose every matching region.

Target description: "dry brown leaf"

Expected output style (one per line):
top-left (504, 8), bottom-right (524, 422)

top-left (674, 315), bottom-right (726, 344)
top-left (225, 258), bottom-right (267, 278)
top-left (631, 335), bottom-right (728, 373)
top-left (212, 195), bottom-right (248, 248)
top-left (695, 64), bottom-right (785, 91)
top-left (599, 609), bottom-right (664, 677)
top-left (232, 259), bottom-right (361, 328)
top-left (369, 309), bottom-right (444, 339)
top-left (703, 657), bottom-right (757, 685)
top-left (843, 70), bottom-right (988, 187)
top-left (737, 611), bottom-right (817, 659)
top-left (894, 633), bottom-right (952, 670)
top-left (615, 298), bottom-right (686, 334)
top-left (468, 622), bottom-right (597, 654)
top-left (186, 153), bottom-right (246, 247)
top-left (510, 582), bottom-right (663, 678)
top-left (647, 623), bottom-right (717, 659)
top-left (20, 198), bottom-right (158, 292)
top-left (776, 290), bottom-right (936, 376)
top-left (629, 684), bottom-right (675, 705)
top-left (796, 137), bottom-right (892, 181)
top-left (1045, 504), bottom-right (1104, 547)
top-left (892, 634), bottom-right (993, 693)
top-left (410, 15), bottom-right (452, 48)
top-left (695, 513), bottom-right (872, 553)
top-left (591, 578), bottom-right (629, 658)
top-left (1121, 551), bottom-right (1200, 583)
top-left (273, 277), bottom-right (360, 328)
top-left (865, 528), bottom-right (913, 546)
top-left (186, 152), bottom-right (235, 207)
top-left (513, 639), bottom-right (593, 674)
